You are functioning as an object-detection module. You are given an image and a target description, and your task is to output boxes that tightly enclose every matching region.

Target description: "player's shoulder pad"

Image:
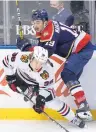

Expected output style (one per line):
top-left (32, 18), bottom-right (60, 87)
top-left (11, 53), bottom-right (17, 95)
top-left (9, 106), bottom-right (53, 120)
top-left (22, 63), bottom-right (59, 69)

top-left (36, 20), bottom-right (54, 42)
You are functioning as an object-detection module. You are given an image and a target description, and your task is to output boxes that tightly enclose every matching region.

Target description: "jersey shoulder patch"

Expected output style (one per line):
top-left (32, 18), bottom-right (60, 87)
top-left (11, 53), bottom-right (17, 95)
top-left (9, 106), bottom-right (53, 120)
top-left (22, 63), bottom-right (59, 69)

top-left (40, 20), bottom-right (54, 42)
top-left (20, 54), bottom-right (29, 63)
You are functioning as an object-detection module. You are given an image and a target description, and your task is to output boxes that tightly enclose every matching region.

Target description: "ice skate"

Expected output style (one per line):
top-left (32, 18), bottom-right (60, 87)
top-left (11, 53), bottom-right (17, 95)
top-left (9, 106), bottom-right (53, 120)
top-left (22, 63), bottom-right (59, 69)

top-left (76, 101), bottom-right (92, 121)
top-left (71, 115), bottom-right (85, 128)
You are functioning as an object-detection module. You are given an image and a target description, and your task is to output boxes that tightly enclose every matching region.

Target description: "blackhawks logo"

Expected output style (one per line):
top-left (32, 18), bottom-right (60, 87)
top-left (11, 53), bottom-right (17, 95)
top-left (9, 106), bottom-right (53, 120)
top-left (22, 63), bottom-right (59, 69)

top-left (20, 54), bottom-right (29, 63)
top-left (40, 70), bottom-right (49, 80)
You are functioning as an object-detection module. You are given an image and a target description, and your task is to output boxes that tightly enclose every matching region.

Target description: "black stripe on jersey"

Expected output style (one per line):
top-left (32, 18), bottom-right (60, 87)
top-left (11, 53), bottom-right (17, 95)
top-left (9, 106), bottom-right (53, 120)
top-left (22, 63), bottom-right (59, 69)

top-left (70, 85), bottom-right (81, 92)
top-left (29, 64), bottom-right (33, 71)
top-left (62, 108), bottom-right (70, 116)
top-left (18, 70), bottom-right (39, 86)
top-left (47, 89), bottom-right (55, 98)
top-left (7, 55), bottom-right (9, 63)
top-left (2, 60), bottom-right (8, 67)
top-left (5, 57), bottom-right (9, 65)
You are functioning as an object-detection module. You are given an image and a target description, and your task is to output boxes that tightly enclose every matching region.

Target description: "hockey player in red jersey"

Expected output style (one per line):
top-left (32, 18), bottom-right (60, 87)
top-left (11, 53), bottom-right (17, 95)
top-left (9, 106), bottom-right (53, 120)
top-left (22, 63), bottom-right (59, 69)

top-left (2, 46), bottom-right (85, 128)
top-left (16, 9), bottom-right (94, 121)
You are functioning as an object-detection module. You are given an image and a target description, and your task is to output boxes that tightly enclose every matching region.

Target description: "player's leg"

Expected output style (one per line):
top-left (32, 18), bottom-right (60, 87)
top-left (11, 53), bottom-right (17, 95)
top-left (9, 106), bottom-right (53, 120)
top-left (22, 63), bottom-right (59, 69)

top-left (32, 87), bottom-right (85, 128)
top-left (61, 42), bottom-right (93, 120)
top-left (46, 97), bottom-right (85, 128)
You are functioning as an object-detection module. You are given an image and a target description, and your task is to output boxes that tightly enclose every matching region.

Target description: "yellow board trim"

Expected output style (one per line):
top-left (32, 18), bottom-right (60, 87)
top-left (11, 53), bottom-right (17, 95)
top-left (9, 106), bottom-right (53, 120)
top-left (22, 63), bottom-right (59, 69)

top-left (0, 108), bottom-right (96, 120)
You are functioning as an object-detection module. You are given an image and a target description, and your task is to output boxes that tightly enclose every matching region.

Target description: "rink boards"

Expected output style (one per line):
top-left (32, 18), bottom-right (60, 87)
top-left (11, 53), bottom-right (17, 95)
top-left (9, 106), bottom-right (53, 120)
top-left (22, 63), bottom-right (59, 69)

top-left (0, 49), bottom-right (96, 120)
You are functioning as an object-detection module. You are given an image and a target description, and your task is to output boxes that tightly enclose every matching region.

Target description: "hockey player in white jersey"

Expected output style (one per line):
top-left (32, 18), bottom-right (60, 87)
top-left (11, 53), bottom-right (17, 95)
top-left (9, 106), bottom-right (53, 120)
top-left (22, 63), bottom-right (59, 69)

top-left (2, 46), bottom-right (85, 128)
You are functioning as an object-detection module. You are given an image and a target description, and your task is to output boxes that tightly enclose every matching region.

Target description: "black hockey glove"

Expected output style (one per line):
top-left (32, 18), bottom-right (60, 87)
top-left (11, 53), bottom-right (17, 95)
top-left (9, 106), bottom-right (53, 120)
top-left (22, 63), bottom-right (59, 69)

top-left (16, 37), bottom-right (32, 51)
top-left (6, 74), bottom-right (18, 92)
top-left (33, 95), bottom-right (46, 114)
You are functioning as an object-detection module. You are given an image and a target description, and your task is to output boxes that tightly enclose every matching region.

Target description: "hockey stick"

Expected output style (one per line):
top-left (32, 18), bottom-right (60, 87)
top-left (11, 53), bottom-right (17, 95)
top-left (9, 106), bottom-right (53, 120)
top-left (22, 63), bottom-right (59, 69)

top-left (16, 0), bottom-right (23, 39)
top-left (17, 87), bottom-right (70, 132)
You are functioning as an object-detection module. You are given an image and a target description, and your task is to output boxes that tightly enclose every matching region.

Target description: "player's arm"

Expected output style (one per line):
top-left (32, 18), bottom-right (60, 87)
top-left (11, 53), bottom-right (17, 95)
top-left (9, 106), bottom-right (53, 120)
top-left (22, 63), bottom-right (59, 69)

top-left (2, 53), bottom-right (18, 92)
top-left (16, 37), bottom-right (33, 51)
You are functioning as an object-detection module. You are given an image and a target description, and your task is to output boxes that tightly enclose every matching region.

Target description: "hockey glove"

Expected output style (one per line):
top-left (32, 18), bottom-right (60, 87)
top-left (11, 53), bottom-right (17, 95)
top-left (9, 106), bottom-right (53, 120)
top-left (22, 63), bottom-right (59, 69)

top-left (16, 37), bottom-right (32, 51)
top-left (6, 74), bottom-right (17, 92)
top-left (33, 95), bottom-right (45, 114)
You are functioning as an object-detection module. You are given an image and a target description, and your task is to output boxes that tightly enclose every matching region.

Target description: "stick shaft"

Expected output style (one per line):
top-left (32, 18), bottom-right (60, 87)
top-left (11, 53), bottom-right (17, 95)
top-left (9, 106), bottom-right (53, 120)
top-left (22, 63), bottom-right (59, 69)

top-left (16, 0), bottom-right (23, 39)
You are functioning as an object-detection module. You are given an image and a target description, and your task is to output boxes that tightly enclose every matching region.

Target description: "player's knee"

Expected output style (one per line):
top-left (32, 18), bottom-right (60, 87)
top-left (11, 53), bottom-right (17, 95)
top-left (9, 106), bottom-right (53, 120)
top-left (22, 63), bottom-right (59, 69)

top-left (61, 68), bottom-right (77, 84)
top-left (54, 101), bottom-right (65, 111)
top-left (47, 98), bottom-right (64, 111)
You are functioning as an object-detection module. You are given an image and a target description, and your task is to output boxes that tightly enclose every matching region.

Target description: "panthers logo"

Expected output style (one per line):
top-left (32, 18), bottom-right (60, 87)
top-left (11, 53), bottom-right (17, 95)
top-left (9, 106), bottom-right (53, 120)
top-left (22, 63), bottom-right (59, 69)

top-left (20, 55), bottom-right (29, 63)
top-left (40, 70), bottom-right (49, 80)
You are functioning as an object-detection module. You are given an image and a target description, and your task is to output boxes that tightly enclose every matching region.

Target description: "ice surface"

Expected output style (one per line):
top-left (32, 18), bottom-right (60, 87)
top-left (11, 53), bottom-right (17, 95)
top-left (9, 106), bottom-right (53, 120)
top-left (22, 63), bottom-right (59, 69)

top-left (0, 120), bottom-right (96, 132)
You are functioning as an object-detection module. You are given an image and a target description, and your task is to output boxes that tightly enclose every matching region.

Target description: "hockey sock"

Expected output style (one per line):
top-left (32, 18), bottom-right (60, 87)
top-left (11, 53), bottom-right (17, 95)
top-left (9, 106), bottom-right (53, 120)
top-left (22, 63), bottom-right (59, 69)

top-left (70, 85), bottom-right (86, 105)
top-left (66, 81), bottom-right (86, 105)
top-left (57, 103), bottom-right (75, 121)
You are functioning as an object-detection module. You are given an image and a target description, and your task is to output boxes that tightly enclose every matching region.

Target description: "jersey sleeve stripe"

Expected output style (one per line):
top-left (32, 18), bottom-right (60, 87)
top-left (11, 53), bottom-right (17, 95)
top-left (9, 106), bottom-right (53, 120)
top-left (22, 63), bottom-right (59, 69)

top-left (2, 60), bottom-right (8, 67)
top-left (7, 55), bottom-right (9, 62)
top-left (4, 57), bottom-right (9, 65)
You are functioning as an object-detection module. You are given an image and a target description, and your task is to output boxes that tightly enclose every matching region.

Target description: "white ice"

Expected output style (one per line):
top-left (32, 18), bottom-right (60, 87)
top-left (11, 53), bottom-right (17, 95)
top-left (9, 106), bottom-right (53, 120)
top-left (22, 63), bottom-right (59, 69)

top-left (0, 120), bottom-right (96, 132)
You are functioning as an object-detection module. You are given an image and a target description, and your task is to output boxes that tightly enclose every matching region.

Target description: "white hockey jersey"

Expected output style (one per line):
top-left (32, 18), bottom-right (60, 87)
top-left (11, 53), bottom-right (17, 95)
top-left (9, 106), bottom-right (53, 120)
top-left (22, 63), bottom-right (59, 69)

top-left (2, 52), bottom-right (55, 88)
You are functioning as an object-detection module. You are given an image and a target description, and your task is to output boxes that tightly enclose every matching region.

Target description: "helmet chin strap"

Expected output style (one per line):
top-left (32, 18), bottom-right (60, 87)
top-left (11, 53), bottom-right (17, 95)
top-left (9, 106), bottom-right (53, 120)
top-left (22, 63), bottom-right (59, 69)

top-left (47, 59), bottom-right (54, 67)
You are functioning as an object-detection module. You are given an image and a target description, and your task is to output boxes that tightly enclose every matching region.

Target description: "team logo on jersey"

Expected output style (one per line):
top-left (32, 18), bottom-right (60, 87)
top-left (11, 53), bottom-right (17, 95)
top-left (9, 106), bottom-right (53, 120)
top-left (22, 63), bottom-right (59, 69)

top-left (20, 54), bottom-right (29, 63)
top-left (43, 32), bottom-right (49, 37)
top-left (40, 70), bottom-right (49, 80)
